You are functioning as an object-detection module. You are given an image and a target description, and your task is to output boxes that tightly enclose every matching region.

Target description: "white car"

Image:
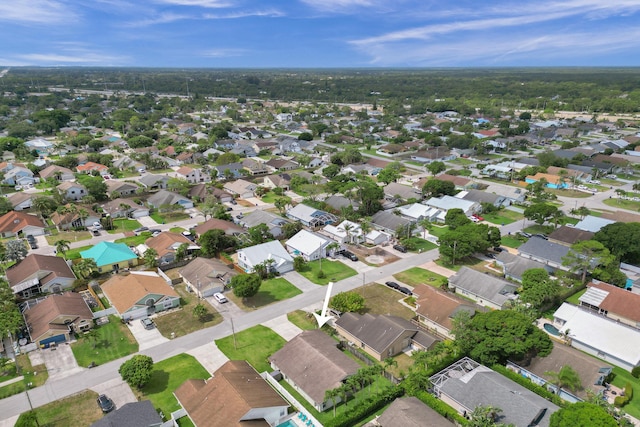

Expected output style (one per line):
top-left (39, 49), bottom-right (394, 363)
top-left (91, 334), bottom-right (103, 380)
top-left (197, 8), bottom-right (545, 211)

top-left (213, 293), bottom-right (228, 303)
top-left (93, 222), bottom-right (103, 229)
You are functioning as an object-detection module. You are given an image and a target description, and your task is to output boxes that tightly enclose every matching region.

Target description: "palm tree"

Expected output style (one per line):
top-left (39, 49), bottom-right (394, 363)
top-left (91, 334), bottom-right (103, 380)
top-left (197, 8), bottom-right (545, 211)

top-left (54, 239), bottom-right (71, 260)
top-left (615, 188), bottom-right (626, 203)
top-left (326, 242), bottom-right (340, 258)
top-left (324, 388), bottom-right (340, 417)
top-left (73, 258), bottom-right (97, 279)
top-left (32, 196), bottom-right (56, 219)
top-left (144, 248), bottom-right (158, 268)
top-left (544, 365), bottom-right (582, 393)
top-left (78, 208), bottom-right (89, 228)
top-left (383, 357), bottom-right (398, 375)
top-left (175, 242), bottom-right (189, 262)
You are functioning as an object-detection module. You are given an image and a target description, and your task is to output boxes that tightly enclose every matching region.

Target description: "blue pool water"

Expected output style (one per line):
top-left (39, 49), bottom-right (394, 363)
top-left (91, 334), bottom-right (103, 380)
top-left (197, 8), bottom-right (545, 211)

top-left (543, 323), bottom-right (561, 336)
top-left (277, 420), bottom-right (297, 427)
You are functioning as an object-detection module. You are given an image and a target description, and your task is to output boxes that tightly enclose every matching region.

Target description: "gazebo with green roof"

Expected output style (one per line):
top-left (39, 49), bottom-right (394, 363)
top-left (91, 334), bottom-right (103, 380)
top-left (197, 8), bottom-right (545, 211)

top-left (80, 241), bottom-right (139, 273)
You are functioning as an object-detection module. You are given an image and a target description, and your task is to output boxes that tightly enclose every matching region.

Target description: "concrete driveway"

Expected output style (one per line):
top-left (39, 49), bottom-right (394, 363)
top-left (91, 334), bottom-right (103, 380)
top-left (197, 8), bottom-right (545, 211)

top-left (127, 319), bottom-right (169, 351)
top-left (136, 215), bottom-right (159, 228)
top-left (206, 292), bottom-right (244, 318)
top-left (28, 343), bottom-right (82, 379)
top-left (187, 342), bottom-right (229, 374)
top-left (90, 377), bottom-right (136, 412)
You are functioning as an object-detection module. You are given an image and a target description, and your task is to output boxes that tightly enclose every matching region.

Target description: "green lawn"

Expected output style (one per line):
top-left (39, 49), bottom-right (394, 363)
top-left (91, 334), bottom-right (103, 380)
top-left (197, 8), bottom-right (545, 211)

top-left (612, 367), bottom-right (640, 419)
top-left (565, 288), bottom-right (587, 305)
top-left (170, 227), bottom-right (186, 233)
top-left (115, 232), bottom-right (153, 246)
top-left (393, 267), bottom-right (447, 288)
top-left (523, 224), bottom-right (555, 235)
top-left (400, 237), bottom-right (438, 252)
top-left (71, 316), bottom-right (139, 366)
top-left (153, 284), bottom-right (223, 338)
top-left (228, 277), bottom-right (301, 310)
top-left (287, 310), bottom-right (318, 330)
top-left (0, 354), bottom-right (48, 400)
top-left (482, 209), bottom-right (523, 225)
top-left (139, 353), bottom-right (210, 418)
top-left (427, 225), bottom-right (449, 238)
top-left (435, 256), bottom-right (484, 271)
top-left (151, 212), bottom-right (191, 224)
top-left (603, 198), bottom-right (640, 211)
top-left (447, 157), bottom-right (475, 166)
top-left (215, 325), bottom-right (286, 372)
top-left (501, 235), bottom-right (524, 248)
top-left (59, 244), bottom-right (93, 260)
top-left (46, 230), bottom-right (92, 245)
top-left (107, 218), bottom-right (143, 234)
top-left (14, 390), bottom-right (103, 427)
top-left (261, 192), bottom-right (291, 204)
top-left (298, 259), bottom-right (358, 285)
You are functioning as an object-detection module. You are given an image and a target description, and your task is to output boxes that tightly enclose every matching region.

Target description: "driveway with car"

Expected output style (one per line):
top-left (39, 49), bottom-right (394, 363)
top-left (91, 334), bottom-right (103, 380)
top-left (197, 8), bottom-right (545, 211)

top-left (127, 319), bottom-right (169, 351)
top-left (90, 378), bottom-right (136, 412)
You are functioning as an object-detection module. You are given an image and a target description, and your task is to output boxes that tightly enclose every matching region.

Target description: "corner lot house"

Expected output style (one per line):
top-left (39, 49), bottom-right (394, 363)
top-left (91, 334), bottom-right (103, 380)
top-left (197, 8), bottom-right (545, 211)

top-left (179, 257), bottom-right (238, 298)
top-left (0, 211), bottom-right (46, 237)
top-left (80, 241), bottom-right (138, 274)
top-left (174, 360), bottom-right (289, 427)
top-left (552, 303), bottom-right (640, 372)
top-left (269, 330), bottom-right (360, 412)
top-left (237, 240), bottom-right (294, 274)
top-left (101, 272), bottom-right (180, 320)
top-left (6, 254), bottom-right (76, 297)
top-left (431, 358), bottom-right (559, 427)
top-left (22, 292), bottom-right (93, 349)
top-left (334, 313), bottom-right (438, 361)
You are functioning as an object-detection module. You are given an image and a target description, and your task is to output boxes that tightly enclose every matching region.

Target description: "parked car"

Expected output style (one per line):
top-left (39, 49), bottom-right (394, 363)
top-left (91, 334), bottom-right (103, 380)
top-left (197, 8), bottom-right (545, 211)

top-left (385, 281), bottom-right (400, 289)
top-left (97, 394), bottom-right (115, 413)
top-left (533, 233), bottom-right (548, 240)
top-left (493, 246), bottom-right (504, 252)
top-left (134, 226), bottom-right (149, 235)
top-left (398, 286), bottom-right (413, 295)
top-left (342, 250), bottom-right (358, 261)
top-left (517, 232), bottom-right (532, 238)
top-left (26, 235), bottom-right (36, 243)
top-left (91, 229), bottom-right (101, 237)
top-left (469, 216), bottom-right (479, 222)
top-left (230, 199), bottom-right (237, 205)
top-left (92, 222), bottom-right (103, 229)
top-left (182, 231), bottom-right (196, 242)
top-left (214, 292), bottom-right (228, 303)
top-left (28, 241), bottom-right (38, 250)
top-left (393, 244), bottom-right (408, 253)
top-left (140, 318), bottom-right (155, 330)
top-left (473, 214), bottom-right (485, 221)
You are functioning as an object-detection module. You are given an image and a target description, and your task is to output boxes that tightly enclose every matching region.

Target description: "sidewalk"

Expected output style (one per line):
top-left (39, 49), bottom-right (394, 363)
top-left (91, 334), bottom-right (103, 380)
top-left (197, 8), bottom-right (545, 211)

top-left (282, 271), bottom-right (323, 292)
top-left (262, 315), bottom-right (303, 341)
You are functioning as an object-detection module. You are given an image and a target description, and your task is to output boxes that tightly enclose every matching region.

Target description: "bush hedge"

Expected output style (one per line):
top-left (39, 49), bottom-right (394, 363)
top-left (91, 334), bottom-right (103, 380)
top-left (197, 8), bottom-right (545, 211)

top-left (491, 364), bottom-right (566, 408)
top-left (614, 382), bottom-right (633, 407)
top-left (324, 385), bottom-right (404, 427)
top-left (415, 390), bottom-right (468, 425)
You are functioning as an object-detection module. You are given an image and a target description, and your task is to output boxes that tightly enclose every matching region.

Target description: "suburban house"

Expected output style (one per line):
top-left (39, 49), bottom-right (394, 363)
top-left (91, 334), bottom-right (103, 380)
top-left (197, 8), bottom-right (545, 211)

top-left (194, 218), bottom-right (245, 237)
top-left (80, 241), bottom-right (138, 274)
top-left (578, 281), bottom-right (640, 329)
top-left (90, 401), bottom-right (163, 427)
top-left (423, 196), bottom-right (480, 222)
top-left (323, 195), bottom-right (360, 212)
top-left (22, 292), bottom-right (93, 349)
top-left (286, 204), bottom-right (337, 228)
top-left (322, 220), bottom-right (364, 244)
top-left (269, 330), bottom-right (360, 412)
top-left (374, 397), bottom-right (454, 427)
top-left (525, 172), bottom-right (568, 189)
top-left (2, 165), bottom-right (35, 186)
top-left (455, 189), bottom-right (509, 208)
top-left (414, 174), bottom-right (472, 192)
top-left (76, 161), bottom-right (109, 175)
top-left (214, 162), bottom-right (243, 180)
top-left (406, 147), bottom-right (455, 163)
top-left (39, 165), bottom-right (74, 182)
top-left (0, 211), bottom-right (46, 237)
top-left (139, 174), bottom-right (169, 191)
top-left (447, 267), bottom-right (518, 310)
top-left (397, 203), bottom-right (438, 222)
top-left (179, 257), bottom-right (238, 298)
top-left (223, 179), bottom-right (257, 199)
top-left (431, 358), bottom-right (559, 427)
top-left (102, 198), bottom-right (150, 219)
top-left (238, 210), bottom-right (289, 238)
top-left (241, 158), bottom-right (269, 176)
top-left (175, 166), bottom-right (210, 184)
top-left (552, 303), bottom-right (640, 372)
top-left (573, 215), bottom-right (615, 233)
top-left (112, 155), bottom-right (144, 172)
top-left (57, 182), bottom-right (88, 201)
top-left (371, 210), bottom-right (415, 237)
top-left (262, 174), bottom-right (291, 191)
top-left (174, 360), bottom-right (289, 427)
top-left (364, 229), bottom-right (391, 245)
top-left (7, 192), bottom-right (35, 211)
top-left (413, 284), bottom-right (482, 340)
top-left (517, 238), bottom-right (572, 272)
top-left (140, 232), bottom-right (198, 265)
top-left (105, 180), bottom-right (139, 197)
top-left (237, 240), bottom-right (294, 275)
top-left (25, 138), bottom-right (54, 154)
top-left (547, 226), bottom-right (594, 246)
top-left (334, 313), bottom-right (439, 361)
top-left (50, 206), bottom-right (100, 231)
top-left (494, 251), bottom-right (550, 282)
top-left (484, 183), bottom-right (527, 204)
top-left (189, 184), bottom-right (234, 203)
top-left (383, 182), bottom-right (421, 203)
top-left (101, 272), bottom-right (179, 320)
top-left (6, 254), bottom-right (76, 298)
top-left (265, 158), bottom-right (298, 172)
top-left (147, 190), bottom-right (194, 210)
top-left (286, 229), bottom-right (333, 261)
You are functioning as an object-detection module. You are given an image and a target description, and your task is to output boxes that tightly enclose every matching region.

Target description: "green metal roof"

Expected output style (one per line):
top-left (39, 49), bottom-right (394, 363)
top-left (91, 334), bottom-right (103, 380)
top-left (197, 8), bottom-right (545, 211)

top-left (80, 241), bottom-right (137, 267)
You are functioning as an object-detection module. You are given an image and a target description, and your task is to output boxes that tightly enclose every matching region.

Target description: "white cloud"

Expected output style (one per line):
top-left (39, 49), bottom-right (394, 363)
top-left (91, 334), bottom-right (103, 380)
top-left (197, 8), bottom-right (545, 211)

top-left (202, 48), bottom-right (248, 57)
top-left (122, 12), bottom-right (192, 27)
top-left (0, 0), bottom-right (75, 24)
top-left (300, 0), bottom-right (384, 13)
top-left (154, 0), bottom-right (233, 7)
top-left (13, 43), bottom-right (128, 66)
top-left (203, 9), bottom-right (285, 19)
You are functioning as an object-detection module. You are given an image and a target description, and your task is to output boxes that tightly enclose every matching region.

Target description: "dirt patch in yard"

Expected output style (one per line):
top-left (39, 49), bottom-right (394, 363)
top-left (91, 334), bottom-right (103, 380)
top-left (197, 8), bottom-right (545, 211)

top-left (348, 245), bottom-right (399, 266)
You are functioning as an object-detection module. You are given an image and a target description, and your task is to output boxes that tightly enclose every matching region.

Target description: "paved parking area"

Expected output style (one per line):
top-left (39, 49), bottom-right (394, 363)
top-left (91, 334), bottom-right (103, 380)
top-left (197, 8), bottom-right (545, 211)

top-left (127, 319), bottom-right (169, 351)
top-left (187, 342), bottom-right (229, 374)
top-left (90, 377), bottom-right (136, 411)
top-left (28, 343), bottom-right (82, 379)
top-left (262, 315), bottom-right (303, 341)
top-left (205, 293), bottom-right (244, 319)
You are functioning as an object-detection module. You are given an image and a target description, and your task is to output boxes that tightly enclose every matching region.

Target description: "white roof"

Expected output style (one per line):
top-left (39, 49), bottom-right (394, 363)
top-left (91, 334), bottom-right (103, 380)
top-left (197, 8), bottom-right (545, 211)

top-left (579, 287), bottom-right (609, 307)
top-left (239, 240), bottom-right (293, 267)
top-left (287, 203), bottom-right (319, 222)
top-left (574, 215), bottom-right (615, 233)
top-left (323, 220), bottom-right (363, 239)
top-left (553, 303), bottom-right (640, 366)
top-left (286, 230), bottom-right (331, 256)
top-left (424, 195), bottom-right (476, 212)
top-left (398, 203), bottom-right (433, 220)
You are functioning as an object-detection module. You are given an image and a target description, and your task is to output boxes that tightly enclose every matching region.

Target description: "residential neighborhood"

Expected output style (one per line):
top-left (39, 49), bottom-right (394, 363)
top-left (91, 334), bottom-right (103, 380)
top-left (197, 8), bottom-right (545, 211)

top-left (1, 73), bottom-right (640, 427)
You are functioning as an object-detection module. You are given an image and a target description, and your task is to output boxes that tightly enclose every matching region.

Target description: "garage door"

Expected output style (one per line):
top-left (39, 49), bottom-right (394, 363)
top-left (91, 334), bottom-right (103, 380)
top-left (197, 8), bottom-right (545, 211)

top-left (39, 334), bottom-right (67, 349)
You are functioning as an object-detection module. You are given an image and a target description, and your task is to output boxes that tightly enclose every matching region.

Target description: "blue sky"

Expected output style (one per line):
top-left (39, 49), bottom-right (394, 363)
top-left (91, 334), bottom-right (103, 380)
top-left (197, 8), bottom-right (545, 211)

top-left (2, 0), bottom-right (640, 67)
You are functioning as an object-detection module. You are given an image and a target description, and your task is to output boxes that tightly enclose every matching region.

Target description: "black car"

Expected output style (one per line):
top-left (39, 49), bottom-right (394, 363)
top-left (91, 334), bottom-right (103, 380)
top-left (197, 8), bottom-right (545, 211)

top-left (134, 226), bottom-right (149, 235)
top-left (26, 235), bottom-right (36, 243)
top-left (518, 232), bottom-right (532, 238)
top-left (29, 241), bottom-right (38, 250)
top-left (533, 233), bottom-right (548, 240)
top-left (385, 281), bottom-right (400, 289)
top-left (342, 250), bottom-right (358, 261)
top-left (97, 394), bottom-right (114, 413)
top-left (91, 229), bottom-right (101, 236)
top-left (493, 246), bottom-right (504, 252)
top-left (398, 286), bottom-right (413, 295)
top-left (393, 244), bottom-right (407, 253)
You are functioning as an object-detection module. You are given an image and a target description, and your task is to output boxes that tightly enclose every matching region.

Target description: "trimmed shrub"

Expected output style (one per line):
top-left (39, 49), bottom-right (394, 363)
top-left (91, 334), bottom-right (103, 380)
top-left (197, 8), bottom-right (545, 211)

top-left (614, 382), bottom-right (633, 407)
top-left (492, 364), bottom-right (566, 407)
top-left (415, 391), bottom-right (468, 425)
top-left (631, 366), bottom-right (640, 379)
top-left (324, 386), bottom-right (404, 427)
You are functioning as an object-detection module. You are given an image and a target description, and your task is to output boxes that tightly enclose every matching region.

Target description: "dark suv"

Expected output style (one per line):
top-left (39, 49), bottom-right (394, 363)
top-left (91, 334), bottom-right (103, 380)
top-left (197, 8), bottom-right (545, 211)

top-left (342, 250), bottom-right (358, 261)
top-left (393, 244), bottom-right (407, 253)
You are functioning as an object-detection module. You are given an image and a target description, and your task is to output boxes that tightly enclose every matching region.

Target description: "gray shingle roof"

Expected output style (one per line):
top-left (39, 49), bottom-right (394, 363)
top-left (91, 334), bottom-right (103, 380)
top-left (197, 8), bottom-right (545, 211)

top-left (335, 313), bottom-right (422, 354)
top-left (377, 397), bottom-right (454, 427)
top-left (495, 252), bottom-right (548, 281)
top-left (448, 267), bottom-right (518, 307)
top-left (517, 238), bottom-right (571, 266)
top-left (90, 400), bottom-right (162, 427)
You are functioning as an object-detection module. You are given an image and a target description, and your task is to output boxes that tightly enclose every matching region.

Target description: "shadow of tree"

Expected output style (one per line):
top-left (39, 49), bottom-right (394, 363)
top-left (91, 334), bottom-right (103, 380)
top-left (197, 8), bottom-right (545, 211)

top-left (142, 370), bottom-right (170, 394)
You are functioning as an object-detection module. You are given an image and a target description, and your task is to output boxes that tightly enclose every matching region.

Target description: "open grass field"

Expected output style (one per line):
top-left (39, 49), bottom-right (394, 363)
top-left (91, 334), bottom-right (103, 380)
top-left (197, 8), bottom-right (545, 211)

top-left (427, 225), bottom-right (449, 238)
top-left (287, 310), bottom-right (318, 330)
top-left (151, 212), bottom-right (191, 224)
top-left (215, 325), bottom-right (286, 372)
top-left (352, 283), bottom-right (415, 319)
top-left (115, 232), bottom-right (152, 246)
top-left (261, 192), bottom-right (291, 204)
top-left (138, 353), bottom-right (210, 418)
top-left (153, 284), bottom-right (223, 338)
top-left (482, 209), bottom-right (523, 225)
top-left (71, 316), bottom-right (139, 366)
top-left (107, 218), bottom-right (143, 234)
top-left (501, 235), bottom-right (524, 248)
top-left (298, 259), bottom-right (358, 285)
top-left (435, 256), bottom-right (484, 272)
top-left (227, 277), bottom-right (301, 310)
top-left (612, 367), bottom-right (640, 419)
top-left (393, 267), bottom-right (447, 288)
top-left (46, 230), bottom-right (92, 245)
top-left (14, 390), bottom-right (103, 427)
top-left (603, 198), bottom-right (640, 211)
top-left (400, 237), bottom-right (438, 252)
top-left (565, 288), bottom-right (587, 306)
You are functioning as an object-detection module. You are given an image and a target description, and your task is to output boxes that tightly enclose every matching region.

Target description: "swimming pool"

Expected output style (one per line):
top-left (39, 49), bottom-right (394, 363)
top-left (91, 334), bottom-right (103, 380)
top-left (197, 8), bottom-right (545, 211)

top-left (277, 420), bottom-right (297, 427)
top-left (543, 323), bottom-right (561, 336)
